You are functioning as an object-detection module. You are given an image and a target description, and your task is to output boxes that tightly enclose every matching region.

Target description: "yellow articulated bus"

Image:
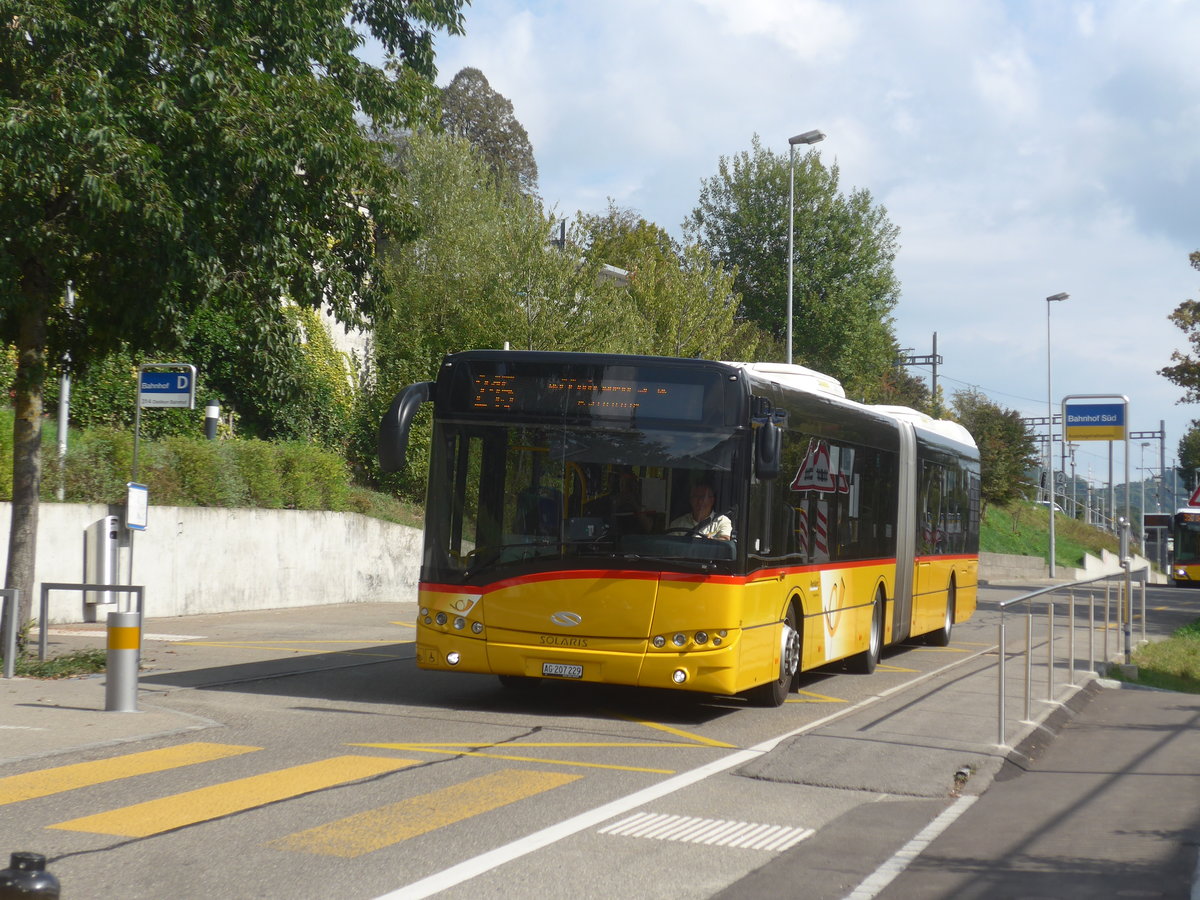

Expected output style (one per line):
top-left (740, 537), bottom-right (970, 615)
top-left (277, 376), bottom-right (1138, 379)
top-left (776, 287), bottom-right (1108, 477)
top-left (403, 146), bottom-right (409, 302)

top-left (1170, 508), bottom-right (1200, 586)
top-left (379, 351), bottom-right (980, 707)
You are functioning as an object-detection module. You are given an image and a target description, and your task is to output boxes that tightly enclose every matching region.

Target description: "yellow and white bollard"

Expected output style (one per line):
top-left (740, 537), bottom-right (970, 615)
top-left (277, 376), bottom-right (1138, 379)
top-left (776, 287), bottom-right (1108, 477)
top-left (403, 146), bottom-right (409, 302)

top-left (105, 611), bottom-right (140, 712)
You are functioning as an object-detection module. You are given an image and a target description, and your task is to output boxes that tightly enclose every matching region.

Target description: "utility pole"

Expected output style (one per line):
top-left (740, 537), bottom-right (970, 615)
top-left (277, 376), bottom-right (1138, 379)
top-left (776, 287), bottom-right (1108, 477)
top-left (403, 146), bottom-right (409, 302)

top-left (895, 332), bottom-right (943, 415)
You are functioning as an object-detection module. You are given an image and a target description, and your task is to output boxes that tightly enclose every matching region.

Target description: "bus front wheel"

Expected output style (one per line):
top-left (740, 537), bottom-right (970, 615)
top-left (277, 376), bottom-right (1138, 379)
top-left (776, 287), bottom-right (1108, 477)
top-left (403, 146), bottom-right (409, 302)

top-left (748, 605), bottom-right (800, 708)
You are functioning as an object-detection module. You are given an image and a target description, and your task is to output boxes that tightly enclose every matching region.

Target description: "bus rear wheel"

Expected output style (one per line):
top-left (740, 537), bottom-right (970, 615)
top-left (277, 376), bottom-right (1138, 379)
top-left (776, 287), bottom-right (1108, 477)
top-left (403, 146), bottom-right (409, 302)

top-left (928, 581), bottom-right (956, 647)
top-left (748, 605), bottom-right (800, 708)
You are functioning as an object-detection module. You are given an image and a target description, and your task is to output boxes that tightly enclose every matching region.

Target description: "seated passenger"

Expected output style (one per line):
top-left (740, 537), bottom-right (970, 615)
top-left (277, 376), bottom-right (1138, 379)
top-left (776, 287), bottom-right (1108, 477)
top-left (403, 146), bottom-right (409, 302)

top-left (669, 481), bottom-right (732, 540)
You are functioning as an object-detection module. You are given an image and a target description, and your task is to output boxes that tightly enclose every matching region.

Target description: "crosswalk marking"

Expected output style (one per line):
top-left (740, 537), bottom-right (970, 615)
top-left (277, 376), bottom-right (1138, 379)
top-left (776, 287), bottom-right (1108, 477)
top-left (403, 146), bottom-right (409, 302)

top-left (599, 811), bottom-right (814, 851)
top-left (0, 743), bottom-right (260, 806)
top-left (50, 755), bottom-right (417, 837)
top-left (270, 768), bottom-right (581, 858)
top-left (351, 743), bottom-right (674, 774)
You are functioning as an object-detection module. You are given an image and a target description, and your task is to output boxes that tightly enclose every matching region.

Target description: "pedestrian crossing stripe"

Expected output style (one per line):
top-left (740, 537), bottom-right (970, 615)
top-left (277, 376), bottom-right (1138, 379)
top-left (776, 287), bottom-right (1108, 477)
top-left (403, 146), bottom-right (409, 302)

top-left (350, 743), bottom-right (675, 775)
top-left (270, 769), bottom-right (581, 858)
top-left (0, 743), bottom-right (261, 806)
top-left (599, 811), bottom-right (814, 851)
top-left (50, 756), bottom-right (418, 837)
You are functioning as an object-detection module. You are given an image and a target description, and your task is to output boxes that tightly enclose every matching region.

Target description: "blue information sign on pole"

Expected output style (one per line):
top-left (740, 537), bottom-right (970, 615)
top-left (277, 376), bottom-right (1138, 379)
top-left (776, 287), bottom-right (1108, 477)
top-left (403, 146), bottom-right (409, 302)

top-left (1064, 402), bottom-right (1126, 442)
top-left (138, 368), bottom-right (195, 409)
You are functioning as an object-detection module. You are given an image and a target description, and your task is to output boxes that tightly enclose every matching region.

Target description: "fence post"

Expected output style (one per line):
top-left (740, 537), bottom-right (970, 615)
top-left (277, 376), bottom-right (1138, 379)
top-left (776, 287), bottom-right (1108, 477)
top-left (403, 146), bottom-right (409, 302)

top-left (1067, 590), bottom-right (1076, 686)
top-left (997, 611), bottom-right (1007, 746)
top-left (1, 590), bottom-right (18, 679)
top-left (1046, 597), bottom-right (1055, 701)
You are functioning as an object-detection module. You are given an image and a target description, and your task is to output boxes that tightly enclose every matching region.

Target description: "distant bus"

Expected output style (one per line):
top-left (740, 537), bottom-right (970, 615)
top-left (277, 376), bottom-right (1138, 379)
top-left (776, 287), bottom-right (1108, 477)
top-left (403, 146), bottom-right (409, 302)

top-left (379, 351), bottom-right (980, 706)
top-left (1169, 508), bottom-right (1200, 586)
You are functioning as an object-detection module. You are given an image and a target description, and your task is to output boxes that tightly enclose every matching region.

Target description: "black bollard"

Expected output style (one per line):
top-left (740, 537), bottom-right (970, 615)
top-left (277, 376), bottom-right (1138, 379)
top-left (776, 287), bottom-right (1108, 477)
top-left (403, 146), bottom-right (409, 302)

top-left (0, 852), bottom-right (60, 898)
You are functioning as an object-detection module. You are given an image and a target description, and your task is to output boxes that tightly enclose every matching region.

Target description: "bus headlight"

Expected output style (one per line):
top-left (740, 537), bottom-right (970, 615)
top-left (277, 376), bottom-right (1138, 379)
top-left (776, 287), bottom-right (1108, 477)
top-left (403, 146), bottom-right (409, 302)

top-left (471, 621), bottom-right (484, 634)
top-left (435, 612), bottom-right (448, 626)
top-left (694, 631), bottom-right (709, 645)
top-left (446, 652), bottom-right (461, 665)
top-left (672, 633), bottom-right (687, 647)
top-left (672, 669), bottom-right (688, 684)
top-left (652, 635), bottom-right (666, 648)
top-left (453, 617), bottom-right (466, 630)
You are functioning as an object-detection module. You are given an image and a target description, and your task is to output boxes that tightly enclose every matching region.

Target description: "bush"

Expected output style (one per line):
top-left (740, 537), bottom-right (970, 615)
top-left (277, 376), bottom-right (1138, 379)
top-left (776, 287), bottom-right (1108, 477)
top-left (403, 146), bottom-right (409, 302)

top-left (278, 442), bottom-right (350, 510)
top-left (229, 439), bottom-right (285, 508)
top-left (160, 437), bottom-right (247, 507)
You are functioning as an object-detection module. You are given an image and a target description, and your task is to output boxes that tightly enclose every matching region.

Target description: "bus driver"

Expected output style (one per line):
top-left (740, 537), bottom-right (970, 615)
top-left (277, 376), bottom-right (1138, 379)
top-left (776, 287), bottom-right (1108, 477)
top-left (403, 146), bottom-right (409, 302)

top-left (669, 481), bottom-right (732, 540)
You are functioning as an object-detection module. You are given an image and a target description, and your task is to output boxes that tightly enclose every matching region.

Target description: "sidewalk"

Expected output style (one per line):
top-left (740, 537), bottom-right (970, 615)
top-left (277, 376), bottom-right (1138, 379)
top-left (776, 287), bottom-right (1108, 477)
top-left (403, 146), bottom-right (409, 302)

top-left (875, 680), bottom-right (1200, 899)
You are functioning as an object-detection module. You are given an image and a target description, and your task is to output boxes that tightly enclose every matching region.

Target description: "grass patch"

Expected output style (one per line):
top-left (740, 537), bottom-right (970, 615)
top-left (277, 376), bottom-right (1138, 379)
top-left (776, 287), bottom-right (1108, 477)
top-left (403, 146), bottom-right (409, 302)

top-left (3, 648), bottom-right (108, 679)
top-left (982, 501), bottom-right (1121, 570)
top-left (1111, 617), bottom-right (1200, 694)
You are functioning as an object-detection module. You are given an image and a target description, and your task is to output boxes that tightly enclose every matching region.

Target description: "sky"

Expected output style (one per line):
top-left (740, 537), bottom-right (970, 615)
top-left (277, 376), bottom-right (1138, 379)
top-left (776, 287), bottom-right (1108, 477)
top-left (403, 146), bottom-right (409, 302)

top-left (372, 0), bottom-right (1200, 494)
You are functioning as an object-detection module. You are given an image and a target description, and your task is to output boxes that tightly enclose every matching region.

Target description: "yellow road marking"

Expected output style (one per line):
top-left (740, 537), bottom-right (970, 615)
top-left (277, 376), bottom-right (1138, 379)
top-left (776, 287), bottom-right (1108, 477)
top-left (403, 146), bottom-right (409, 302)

top-left (608, 714), bottom-right (736, 748)
top-left (356, 742), bottom-right (696, 749)
top-left (787, 690), bottom-right (847, 704)
top-left (350, 744), bottom-right (675, 774)
top-left (51, 756), bottom-right (417, 837)
top-left (390, 621), bottom-right (416, 627)
top-left (914, 645), bottom-right (969, 653)
top-left (0, 743), bottom-right (260, 806)
top-left (270, 769), bottom-right (580, 858)
top-left (875, 663), bottom-right (918, 673)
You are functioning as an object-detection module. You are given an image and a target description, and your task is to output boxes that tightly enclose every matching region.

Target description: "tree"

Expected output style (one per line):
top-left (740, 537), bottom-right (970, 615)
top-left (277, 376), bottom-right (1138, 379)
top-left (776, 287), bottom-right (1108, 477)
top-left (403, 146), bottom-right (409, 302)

top-left (685, 135), bottom-right (901, 399)
top-left (440, 67), bottom-right (538, 195)
top-left (1159, 250), bottom-right (1200, 403)
top-left (575, 203), bottom-right (761, 360)
top-left (951, 390), bottom-right (1039, 512)
top-left (0, 0), bottom-right (465, 633)
top-left (363, 132), bottom-right (640, 494)
top-left (1175, 420), bottom-right (1200, 496)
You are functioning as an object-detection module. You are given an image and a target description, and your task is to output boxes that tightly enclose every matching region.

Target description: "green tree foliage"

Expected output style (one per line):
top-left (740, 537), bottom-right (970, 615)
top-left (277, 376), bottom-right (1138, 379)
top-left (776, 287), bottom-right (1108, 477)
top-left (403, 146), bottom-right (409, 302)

top-left (685, 135), bottom-right (901, 399)
top-left (0, 0), bottom-right (465, 629)
top-left (363, 132), bottom-right (639, 494)
top-left (1175, 420), bottom-right (1200, 495)
top-left (575, 203), bottom-right (761, 360)
top-left (952, 389), bottom-right (1039, 512)
top-left (1159, 250), bottom-right (1200, 404)
top-left (440, 67), bottom-right (538, 195)
top-left (872, 361), bottom-right (933, 413)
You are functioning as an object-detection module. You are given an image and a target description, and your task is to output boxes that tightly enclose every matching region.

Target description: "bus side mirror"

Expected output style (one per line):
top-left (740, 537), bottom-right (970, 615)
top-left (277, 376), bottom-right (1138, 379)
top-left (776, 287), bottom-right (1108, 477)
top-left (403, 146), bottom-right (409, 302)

top-left (379, 381), bottom-right (434, 473)
top-left (755, 411), bottom-right (786, 480)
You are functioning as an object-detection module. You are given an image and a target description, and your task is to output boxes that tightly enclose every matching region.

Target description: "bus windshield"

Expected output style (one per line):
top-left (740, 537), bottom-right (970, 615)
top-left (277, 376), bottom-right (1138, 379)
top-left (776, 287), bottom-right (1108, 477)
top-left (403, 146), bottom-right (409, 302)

top-left (425, 421), bottom-right (745, 582)
top-left (1174, 512), bottom-right (1200, 564)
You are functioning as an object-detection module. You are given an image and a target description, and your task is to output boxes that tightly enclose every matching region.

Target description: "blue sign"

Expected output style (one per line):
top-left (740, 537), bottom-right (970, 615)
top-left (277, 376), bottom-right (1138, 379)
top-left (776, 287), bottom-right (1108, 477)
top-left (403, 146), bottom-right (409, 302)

top-left (139, 370), bottom-right (195, 409)
top-left (1065, 403), bottom-right (1126, 441)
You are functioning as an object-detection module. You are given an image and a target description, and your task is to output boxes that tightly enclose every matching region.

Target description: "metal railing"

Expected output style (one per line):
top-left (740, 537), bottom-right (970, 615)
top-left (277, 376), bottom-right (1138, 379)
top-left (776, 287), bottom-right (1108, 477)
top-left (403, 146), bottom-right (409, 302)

top-left (37, 583), bottom-right (145, 661)
top-left (996, 566), bottom-right (1148, 747)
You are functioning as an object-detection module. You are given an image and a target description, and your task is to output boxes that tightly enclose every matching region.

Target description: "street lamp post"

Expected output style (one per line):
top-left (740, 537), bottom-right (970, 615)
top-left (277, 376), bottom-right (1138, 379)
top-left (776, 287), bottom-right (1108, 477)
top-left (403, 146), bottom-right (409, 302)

top-left (1046, 292), bottom-right (1069, 577)
top-left (786, 129), bottom-right (826, 365)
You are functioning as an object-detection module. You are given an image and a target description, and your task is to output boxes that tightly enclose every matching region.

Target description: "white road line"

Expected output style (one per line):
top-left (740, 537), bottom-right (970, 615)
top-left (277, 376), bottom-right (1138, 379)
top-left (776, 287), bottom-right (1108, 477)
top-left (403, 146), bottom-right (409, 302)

top-left (843, 795), bottom-right (978, 899)
top-left (375, 646), bottom-right (994, 900)
top-left (34, 629), bottom-right (206, 641)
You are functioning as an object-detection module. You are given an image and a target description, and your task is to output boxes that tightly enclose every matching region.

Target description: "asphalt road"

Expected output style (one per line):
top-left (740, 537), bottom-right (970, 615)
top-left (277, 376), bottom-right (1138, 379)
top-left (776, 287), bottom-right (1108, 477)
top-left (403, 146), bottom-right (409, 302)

top-left (2, 582), bottom-right (1193, 899)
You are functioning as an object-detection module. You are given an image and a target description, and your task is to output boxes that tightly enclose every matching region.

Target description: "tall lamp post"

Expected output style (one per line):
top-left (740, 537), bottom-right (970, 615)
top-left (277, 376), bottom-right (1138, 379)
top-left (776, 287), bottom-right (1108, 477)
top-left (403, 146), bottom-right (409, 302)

top-left (786, 129), bottom-right (826, 365)
top-left (1046, 291), bottom-right (1069, 577)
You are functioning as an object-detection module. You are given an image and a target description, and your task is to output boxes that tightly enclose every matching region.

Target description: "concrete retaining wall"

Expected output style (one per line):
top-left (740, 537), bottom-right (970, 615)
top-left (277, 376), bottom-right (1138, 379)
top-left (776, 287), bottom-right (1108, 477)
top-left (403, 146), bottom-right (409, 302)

top-left (1, 501), bottom-right (1165, 624)
top-left (0, 502), bottom-right (422, 624)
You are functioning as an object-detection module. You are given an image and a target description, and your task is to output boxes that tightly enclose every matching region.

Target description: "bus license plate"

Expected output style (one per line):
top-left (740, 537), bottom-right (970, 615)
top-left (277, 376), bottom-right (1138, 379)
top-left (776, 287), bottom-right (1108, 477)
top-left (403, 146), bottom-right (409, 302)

top-left (542, 663), bottom-right (583, 679)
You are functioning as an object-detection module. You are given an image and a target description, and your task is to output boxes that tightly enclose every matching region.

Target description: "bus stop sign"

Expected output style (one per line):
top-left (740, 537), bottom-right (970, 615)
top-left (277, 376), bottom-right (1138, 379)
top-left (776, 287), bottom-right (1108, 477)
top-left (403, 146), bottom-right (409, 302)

top-left (139, 369), bottom-right (195, 409)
